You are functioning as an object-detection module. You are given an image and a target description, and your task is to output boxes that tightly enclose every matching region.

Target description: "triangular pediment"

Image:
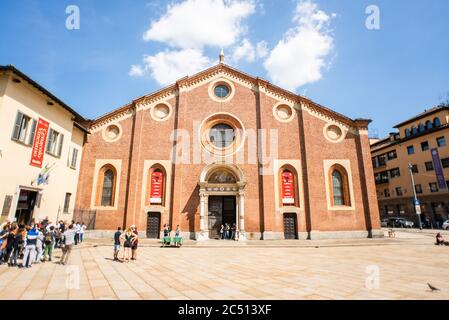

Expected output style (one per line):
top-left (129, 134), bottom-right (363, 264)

top-left (92, 63), bottom-right (369, 132)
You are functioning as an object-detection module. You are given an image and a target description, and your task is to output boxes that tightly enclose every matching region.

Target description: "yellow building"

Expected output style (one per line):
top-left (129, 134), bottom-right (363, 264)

top-left (371, 106), bottom-right (449, 227)
top-left (0, 65), bottom-right (88, 225)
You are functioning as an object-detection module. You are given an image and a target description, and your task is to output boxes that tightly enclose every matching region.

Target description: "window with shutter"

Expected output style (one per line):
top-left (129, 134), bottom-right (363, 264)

top-left (46, 129), bottom-right (54, 152)
top-left (57, 134), bottom-right (64, 157)
top-left (28, 119), bottom-right (37, 145)
top-left (71, 148), bottom-right (78, 168)
top-left (11, 112), bottom-right (23, 140)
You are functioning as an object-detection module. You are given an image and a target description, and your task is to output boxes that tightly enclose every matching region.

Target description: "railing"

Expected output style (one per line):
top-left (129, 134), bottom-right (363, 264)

top-left (72, 209), bottom-right (96, 230)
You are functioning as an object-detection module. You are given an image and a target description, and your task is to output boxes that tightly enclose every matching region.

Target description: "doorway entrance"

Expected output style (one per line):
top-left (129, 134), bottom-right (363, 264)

top-left (283, 213), bottom-right (298, 240)
top-left (15, 189), bottom-right (37, 225)
top-left (147, 212), bottom-right (161, 239)
top-left (208, 196), bottom-right (236, 239)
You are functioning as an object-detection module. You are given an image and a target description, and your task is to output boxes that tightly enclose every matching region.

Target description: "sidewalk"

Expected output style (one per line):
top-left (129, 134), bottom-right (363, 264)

top-left (82, 229), bottom-right (436, 249)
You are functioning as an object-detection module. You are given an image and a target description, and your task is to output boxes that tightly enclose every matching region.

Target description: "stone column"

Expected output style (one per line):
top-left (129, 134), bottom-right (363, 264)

top-left (238, 189), bottom-right (247, 240)
top-left (197, 189), bottom-right (209, 241)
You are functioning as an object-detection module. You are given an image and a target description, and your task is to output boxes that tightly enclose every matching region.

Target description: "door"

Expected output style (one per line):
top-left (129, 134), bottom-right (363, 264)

top-left (15, 190), bottom-right (37, 225)
top-left (147, 212), bottom-right (161, 239)
top-left (208, 196), bottom-right (236, 239)
top-left (208, 197), bottom-right (223, 239)
top-left (283, 213), bottom-right (298, 240)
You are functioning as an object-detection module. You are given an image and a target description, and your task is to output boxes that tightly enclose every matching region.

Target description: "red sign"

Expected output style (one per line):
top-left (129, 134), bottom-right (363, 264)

top-left (282, 171), bottom-right (295, 205)
top-left (30, 118), bottom-right (49, 168)
top-left (150, 170), bottom-right (164, 204)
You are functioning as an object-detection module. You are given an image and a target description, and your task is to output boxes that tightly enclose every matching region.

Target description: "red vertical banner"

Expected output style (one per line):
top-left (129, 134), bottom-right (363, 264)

top-left (30, 118), bottom-right (49, 168)
top-left (282, 171), bottom-right (295, 205)
top-left (150, 170), bottom-right (164, 204)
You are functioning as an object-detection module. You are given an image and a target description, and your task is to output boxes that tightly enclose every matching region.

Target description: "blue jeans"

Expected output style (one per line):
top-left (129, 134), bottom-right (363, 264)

top-left (9, 249), bottom-right (18, 265)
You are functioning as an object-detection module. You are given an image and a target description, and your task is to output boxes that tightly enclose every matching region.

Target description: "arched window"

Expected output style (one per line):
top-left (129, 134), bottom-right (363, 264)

top-left (332, 171), bottom-right (344, 205)
top-left (426, 120), bottom-right (433, 130)
top-left (101, 170), bottom-right (115, 206)
top-left (411, 126), bottom-right (418, 135)
top-left (434, 117), bottom-right (441, 127)
top-left (329, 165), bottom-right (351, 207)
top-left (418, 123), bottom-right (425, 133)
top-left (405, 129), bottom-right (411, 137)
top-left (96, 164), bottom-right (117, 207)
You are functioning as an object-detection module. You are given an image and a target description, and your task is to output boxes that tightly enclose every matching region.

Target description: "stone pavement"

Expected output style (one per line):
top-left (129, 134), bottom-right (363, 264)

top-left (0, 231), bottom-right (448, 300)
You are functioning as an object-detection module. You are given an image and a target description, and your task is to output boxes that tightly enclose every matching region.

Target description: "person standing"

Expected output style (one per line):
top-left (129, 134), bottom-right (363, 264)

top-left (224, 223), bottom-right (230, 240)
top-left (60, 224), bottom-right (76, 265)
top-left (113, 227), bottom-right (122, 261)
top-left (3, 224), bottom-right (17, 265)
top-left (131, 225), bottom-right (139, 261)
top-left (10, 226), bottom-right (23, 266)
top-left (120, 228), bottom-right (135, 263)
top-left (43, 226), bottom-right (56, 262)
top-left (220, 224), bottom-right (224, 240)
top-left (0, 225), bottom-right (9, 261)
top-left (74, 222), bottom-right (81, 245)
top-left (22, 226), bottom-right (38, 268)
top-left (231, 223), bottom-right (237, 240)
top-left (34, 227), bottom-right (44, 264)
top-left (79, 222), bottom-right (87, 243)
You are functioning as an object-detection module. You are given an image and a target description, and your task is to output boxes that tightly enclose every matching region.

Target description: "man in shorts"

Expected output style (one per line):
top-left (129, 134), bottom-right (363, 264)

top-left (113, 227), bottom-right (122, 261)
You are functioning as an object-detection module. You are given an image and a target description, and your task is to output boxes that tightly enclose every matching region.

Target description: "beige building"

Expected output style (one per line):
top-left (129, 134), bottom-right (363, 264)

top-left (371, 106), bottom-right (449, 227)
top-left (0, 65), bottom-right (88, 225)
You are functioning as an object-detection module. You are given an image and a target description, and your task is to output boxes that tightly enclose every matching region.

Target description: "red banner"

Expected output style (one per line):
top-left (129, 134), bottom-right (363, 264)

top-left (150, 170), bottom-right (164, 204)
top-left (30, 118), bottom-right (49, 168)
top-left (282, 171), bottom-right (295, 204)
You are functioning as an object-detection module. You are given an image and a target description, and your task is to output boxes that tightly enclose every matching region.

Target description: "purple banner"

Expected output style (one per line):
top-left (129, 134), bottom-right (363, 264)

top-left (431, 148), bottom-right (447, 189)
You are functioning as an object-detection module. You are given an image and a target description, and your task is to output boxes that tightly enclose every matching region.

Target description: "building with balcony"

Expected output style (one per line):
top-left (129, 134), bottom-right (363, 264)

top-left (371, 105), bottom-right (449, 227)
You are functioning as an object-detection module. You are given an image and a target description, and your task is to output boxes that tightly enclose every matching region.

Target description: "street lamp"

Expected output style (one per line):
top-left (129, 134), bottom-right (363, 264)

top-left (408, 163), bottom-right (422, 230)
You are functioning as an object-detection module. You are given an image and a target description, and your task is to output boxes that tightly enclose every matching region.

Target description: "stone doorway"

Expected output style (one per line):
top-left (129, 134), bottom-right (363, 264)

top-left (197, 163), bottom-right (247, 241)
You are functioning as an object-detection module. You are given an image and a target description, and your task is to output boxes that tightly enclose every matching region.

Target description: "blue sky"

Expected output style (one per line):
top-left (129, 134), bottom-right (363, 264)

top-left (0, 0), bottom-right (448, 137)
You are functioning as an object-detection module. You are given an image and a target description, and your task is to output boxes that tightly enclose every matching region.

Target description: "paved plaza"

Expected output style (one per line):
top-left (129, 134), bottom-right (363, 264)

top-left (0, 230), bottom-right (448, 300)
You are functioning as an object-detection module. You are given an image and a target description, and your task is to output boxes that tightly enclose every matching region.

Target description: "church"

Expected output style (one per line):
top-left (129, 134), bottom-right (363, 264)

top-left (75, 53), bottom-right (381, 240)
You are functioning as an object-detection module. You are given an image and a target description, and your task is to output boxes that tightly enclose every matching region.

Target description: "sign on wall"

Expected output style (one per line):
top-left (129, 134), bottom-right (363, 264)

top-left (282, 171), bottom-right (295, 205)
top-left (431, 148), bottom-right (447, 189)
top-left (30, 118), bottom-right (50, 168)
top-left (150, 170), bottom-right (164, 204)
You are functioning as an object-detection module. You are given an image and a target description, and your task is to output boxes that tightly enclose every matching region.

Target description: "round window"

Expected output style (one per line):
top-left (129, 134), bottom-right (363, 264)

top-left (214, 84), bottom-right (230, 99)
top-left (104, 124), bottom-right (120, 142)
top-left (209, 124), bottom-right (235, 148)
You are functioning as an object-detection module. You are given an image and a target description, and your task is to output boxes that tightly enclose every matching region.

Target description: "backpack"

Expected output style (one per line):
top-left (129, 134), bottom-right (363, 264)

top-left (44, 232), bottom-right (53, 245)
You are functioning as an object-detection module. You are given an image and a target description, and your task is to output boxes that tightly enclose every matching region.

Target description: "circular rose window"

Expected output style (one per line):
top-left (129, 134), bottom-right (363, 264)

top-left (200, 113), bottom-right (245, 157)
top-left (150, 103), bottom-right (172, 121)
top-left (324, 124), bottom-right (345, 143)
top-left (103, 124), bottom-right (121, 142)
top-left (273, 104), bottom-right (294, 123)
top-left (209, 124), bottom-right (235, 148)
top-left (214, 84), bottom-right (230, 99)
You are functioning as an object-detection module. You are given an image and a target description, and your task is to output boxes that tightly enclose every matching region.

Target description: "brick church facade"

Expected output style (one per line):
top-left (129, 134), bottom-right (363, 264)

top-left (75, 57), bottom-right (381, 240)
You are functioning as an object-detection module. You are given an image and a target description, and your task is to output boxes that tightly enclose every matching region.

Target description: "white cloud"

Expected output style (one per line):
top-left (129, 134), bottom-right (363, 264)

top-left (263, 0), bottom-right (334, 91)
top-left (143, 49), bottom-right (211, 85)
top-left (256, 41), bottom-right (269, 59)
top-left (143, 0), bottom-right (256, 49)
top-left (231, 39), bottom-right (255, 63)
top-left (128, 64), bottom-right (145, 77)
